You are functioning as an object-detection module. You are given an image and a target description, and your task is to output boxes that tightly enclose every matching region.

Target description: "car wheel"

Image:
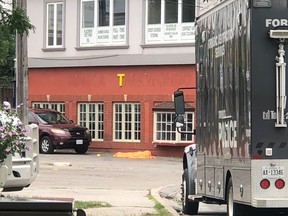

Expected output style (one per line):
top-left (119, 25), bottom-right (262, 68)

top-left (40, 136), bottom-right (54, 154)
top-left (181, 169), bottom-right (199, 215)
top-left (75, 145), bottom-right (88, 154)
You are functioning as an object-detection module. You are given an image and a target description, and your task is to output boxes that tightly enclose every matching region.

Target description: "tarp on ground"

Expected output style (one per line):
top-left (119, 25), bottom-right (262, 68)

top-left (113, 150), bottom-right (155, 159)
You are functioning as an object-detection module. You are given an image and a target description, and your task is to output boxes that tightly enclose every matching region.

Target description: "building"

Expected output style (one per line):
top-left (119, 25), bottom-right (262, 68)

top-left (26, 0), bottom-right (196, 157)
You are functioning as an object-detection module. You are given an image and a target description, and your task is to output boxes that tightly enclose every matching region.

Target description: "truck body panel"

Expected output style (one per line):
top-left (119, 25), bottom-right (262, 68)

top-left (193, 0), bottom-right (288, 209)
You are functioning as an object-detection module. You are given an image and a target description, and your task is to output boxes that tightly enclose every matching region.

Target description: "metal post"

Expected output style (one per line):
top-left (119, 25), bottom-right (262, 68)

top-left (275, 43), bottom-right (287, 127)
top-left (15, 0), bottom-right (28, 125)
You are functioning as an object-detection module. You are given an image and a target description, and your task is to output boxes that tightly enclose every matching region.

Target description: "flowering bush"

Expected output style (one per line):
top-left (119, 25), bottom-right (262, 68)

top-left (0, 106), bottom-right (28, 161)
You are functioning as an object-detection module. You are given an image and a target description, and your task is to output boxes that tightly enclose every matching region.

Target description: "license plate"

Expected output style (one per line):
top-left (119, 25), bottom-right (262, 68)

top-left (262, 166), bottom-right (284, 178)
top-left (76, 140), bottom-right (83, 145)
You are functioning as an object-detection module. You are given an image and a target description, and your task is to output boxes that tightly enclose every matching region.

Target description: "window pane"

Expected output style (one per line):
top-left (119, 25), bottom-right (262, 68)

top-left (82, 1), bottom-right (95, 28)
top-left (56, 3), bottom-right (63, 45)
top-left (180, 113), bottom-right (194, 141)
top-left (114, 0), bottom-right (125, 25)
top-left (43, 104), bottom-right (49, 109)
top-left (48, 4), bottom-right (54, 46)
top-left (99, 0), bottom-right (110, 26)
top-left (113, 103), bottom-right (140, 141)
top-left (78, 103), bottom-right (104, 140)
top-left (116, 104), bottom-right (121, 112)
top-left (157, 122), bottom-right (161, 130)
top-left (182, 0), bottom-right (194, 22)
top-left (32, 102), bottom-right (65, 115)
top-left (155, 112), bottom-right (175, 142)
top-left (47, 2), bottom-right (63, 47)
top-left (165, 0), bottom-right (178, 23)
top-left (148, 0), bottom-right (161, 24)
top-left (154, 111), bottom-right (193, 142)
top-left (125, 130), bottom-right (131, 139)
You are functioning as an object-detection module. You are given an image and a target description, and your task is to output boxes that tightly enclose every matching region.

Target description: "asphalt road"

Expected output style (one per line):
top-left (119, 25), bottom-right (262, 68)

top-left (1, 150), bottom-right (227, 216)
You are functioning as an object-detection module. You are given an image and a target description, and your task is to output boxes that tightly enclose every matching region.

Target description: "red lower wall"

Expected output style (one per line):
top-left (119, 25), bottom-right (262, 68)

top-left (28, 65), bottom-right (196, 157)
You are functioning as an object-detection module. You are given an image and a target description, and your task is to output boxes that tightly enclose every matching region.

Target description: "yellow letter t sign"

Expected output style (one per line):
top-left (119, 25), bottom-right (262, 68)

top-left (117, 74), bottom-right (125, 87)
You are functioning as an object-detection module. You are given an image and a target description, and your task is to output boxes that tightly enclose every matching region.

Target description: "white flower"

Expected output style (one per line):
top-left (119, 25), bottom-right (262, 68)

top-left (0, 107), bottom-right (28, 161)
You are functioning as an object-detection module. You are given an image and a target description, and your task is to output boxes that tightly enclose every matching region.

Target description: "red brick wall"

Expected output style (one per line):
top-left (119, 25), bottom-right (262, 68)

top-left (28, 65), bottom-right (196, 157)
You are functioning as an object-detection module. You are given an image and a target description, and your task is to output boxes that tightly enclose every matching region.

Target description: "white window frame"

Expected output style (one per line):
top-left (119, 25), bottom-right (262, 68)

top-left (113, 103), bottom-right (140, 142)
top-left (78, 103), bottom-right (104, 141)
top-left (32, 102), bottom-right (65, 114)
top-left (145, 0), bottom-right (195, 44)
top-left (153, 111), bottom-right (194, 143)
top-left (79, 0), bottom-right (128, 46)
top-left (46, 1), bottom-right (64, 48)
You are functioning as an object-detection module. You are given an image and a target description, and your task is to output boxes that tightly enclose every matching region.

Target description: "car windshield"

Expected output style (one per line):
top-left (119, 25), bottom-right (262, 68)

top-left (35, 111), bottom-right (71, 125)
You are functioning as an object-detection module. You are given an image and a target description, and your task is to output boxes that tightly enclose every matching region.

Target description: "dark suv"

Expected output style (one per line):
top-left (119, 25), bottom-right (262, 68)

top-left (28, 108), bottom-right (91, 154)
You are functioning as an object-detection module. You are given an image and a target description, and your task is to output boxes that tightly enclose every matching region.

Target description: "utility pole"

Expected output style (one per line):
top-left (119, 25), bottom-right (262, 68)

top-left (15, 0), bottom-right (28, 124)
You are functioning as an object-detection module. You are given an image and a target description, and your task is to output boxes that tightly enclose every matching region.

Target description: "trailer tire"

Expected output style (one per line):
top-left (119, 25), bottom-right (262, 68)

top-left (227, 178), bottom-right (245, 216)
top-left (227, 178), bottom-right (255, 216)
top-left (182, 169), bottom-right (199, 215)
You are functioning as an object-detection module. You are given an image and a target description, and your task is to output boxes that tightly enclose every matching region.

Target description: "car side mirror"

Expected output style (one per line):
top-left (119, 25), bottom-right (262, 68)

top-left (174, 90), bottom-right (185, 115)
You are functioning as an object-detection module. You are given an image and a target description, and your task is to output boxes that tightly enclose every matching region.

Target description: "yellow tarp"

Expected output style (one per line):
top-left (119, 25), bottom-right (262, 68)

top-left (113, 150), bottom-right (155, 159)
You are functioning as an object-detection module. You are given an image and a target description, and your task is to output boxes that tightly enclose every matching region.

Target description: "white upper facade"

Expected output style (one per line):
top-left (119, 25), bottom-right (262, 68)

top-left (27, 0), bottom-right (197, 68)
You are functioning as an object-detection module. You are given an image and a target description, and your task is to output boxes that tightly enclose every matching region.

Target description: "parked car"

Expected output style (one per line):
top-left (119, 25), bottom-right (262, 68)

top-left (28, 108), bottom-right (91, 154)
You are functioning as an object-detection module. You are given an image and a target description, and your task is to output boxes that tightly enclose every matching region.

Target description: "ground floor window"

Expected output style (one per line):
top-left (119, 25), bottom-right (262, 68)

top-left (113, 103), bottom-right (140, 142)
top-left (153, 111), bottom-right (194, 142)
top-left (32, 102), bottom-right (65, 114)
top-left (78, 103), bottom-right (104, 141)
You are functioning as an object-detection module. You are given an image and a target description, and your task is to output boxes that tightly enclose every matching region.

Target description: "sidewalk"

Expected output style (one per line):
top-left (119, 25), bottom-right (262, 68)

top-left (152, 184), bottom-right (182, 216)
top-left (83, 184), bottom-right (181, 216)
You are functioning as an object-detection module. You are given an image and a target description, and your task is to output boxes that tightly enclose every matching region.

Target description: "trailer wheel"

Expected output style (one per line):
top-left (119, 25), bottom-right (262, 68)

top-left (227, 178), bottom-right (244, 216)
top-left (227, 178), bottom-right (252, 216)
top-left (181, 169), bottom-right (199, 215)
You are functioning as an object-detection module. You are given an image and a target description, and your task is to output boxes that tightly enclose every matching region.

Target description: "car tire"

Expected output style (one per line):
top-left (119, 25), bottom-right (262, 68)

top-left (75, 145), bottom-right (88, 154)
top-left (40, 136), bottom-right (54, 154)
top-left (182, 169), bottom-right (199, 215)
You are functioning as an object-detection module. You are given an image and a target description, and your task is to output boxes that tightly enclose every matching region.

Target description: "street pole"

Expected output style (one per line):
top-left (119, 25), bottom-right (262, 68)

top-left (15, 0), bottom-right (28, 125)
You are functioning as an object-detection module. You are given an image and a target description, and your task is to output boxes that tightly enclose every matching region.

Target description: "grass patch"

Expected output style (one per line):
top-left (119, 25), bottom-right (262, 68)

top-left (142, 194), bottom-right (173, 216)
top-left (74, 201), bottom-right (112, 209)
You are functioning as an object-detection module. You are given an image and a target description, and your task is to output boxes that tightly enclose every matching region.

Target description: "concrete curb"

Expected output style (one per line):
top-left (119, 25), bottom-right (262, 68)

top-left (151, 185), bottom-right (180, 216)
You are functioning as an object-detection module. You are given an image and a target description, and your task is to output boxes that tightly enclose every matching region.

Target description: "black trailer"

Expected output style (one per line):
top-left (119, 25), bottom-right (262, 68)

top-left (174, 0), bottom-right (288, 215)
